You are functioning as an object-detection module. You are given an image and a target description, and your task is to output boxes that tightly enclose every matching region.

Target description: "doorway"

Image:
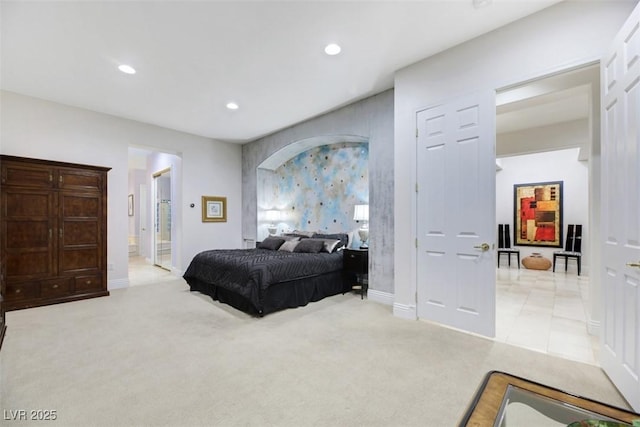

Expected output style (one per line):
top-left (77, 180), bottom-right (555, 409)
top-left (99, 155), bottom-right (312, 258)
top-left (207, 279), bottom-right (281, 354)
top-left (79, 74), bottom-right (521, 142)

top-left (494, 64), bottom-right (599, 365)
top-left (128, 147), bottom-right (179, 286)
top-left (153, 167), bottom-right (172, 271)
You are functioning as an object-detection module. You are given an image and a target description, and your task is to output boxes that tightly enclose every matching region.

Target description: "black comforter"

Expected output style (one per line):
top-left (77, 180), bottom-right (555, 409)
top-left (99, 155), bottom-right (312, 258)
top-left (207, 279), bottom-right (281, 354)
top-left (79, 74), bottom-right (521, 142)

top-left (182, 248), bottom-right (345, 315)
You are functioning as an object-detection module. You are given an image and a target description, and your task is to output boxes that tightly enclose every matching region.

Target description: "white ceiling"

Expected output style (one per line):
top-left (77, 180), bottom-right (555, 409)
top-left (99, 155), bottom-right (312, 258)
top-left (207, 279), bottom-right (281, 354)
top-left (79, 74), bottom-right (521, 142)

top-left (1, 0), bottom-right (565, 144)
top-left (496, 64), bottom-right (598, 157)
top-left (497, 85), bottom-right (591, 134)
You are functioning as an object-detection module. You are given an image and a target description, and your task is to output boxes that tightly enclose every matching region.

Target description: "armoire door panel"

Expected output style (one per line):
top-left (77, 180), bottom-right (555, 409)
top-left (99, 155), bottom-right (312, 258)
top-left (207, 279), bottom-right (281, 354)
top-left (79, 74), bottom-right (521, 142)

top-left (6, 252), bottom-right (53, 278)
top-left (60, 194), bottom-right (100, 218)
top-left (60, 248), bottom-right (99, 273)
top-left (5, 220), bottom-right (51, 249)
top-left (3, 191), bottom-right (54, 217)
top-left (58, 169), bottom-right (103, 192)
top-left (62, 221), bottom-right (98, 246)
top-left (2, 163), bottom-right (54, 189)
top-left (3, 215), bottom-right (56, 279)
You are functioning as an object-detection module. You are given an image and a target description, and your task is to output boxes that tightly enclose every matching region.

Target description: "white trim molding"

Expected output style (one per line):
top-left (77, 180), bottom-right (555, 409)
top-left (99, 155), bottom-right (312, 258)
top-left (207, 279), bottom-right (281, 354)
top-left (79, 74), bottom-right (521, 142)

top-left (393, 302), bottom-right (417, 320)
top-left (587, 317), bottom-right (600, 336)
top-left (367, 289), bottom-right (394, 306)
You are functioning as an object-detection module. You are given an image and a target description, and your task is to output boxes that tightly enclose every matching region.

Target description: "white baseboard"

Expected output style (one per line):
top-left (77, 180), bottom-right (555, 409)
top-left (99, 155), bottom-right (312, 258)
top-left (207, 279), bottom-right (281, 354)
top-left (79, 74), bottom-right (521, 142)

top-left (108, 278), bottom-right (129, 290)
top-left (587, 317), bottom-right (600, 336)
top-left (367, 289), bottom-right (394, 305)
top-left (357, 286), bottom-right (416, 319)
top-left (393, 302), bottom-right (417, 320)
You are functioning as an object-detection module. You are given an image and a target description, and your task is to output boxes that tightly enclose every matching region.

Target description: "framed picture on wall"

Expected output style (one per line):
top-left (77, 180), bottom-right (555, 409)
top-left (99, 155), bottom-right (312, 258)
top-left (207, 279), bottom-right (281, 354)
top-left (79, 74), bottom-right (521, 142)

top-left (513, 181), bottom-right (563, 247)
top-left (128, 194), bottom-right (134, 216)
top-left (202, 196), bottom-right (227, 222)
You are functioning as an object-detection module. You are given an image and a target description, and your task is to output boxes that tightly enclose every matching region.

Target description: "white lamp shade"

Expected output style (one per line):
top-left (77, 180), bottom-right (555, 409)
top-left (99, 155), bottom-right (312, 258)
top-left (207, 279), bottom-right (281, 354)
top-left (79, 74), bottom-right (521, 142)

top-left (353, 204), bottom-right (369, 221)
top-left (265, 210), bottom-right (280, 222)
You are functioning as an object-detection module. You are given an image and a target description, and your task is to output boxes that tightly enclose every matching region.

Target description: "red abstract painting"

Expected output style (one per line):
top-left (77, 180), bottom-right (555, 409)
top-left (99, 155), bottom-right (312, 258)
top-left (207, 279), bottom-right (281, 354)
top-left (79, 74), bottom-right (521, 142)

top-left (513, 181), bottom-right (563, 247)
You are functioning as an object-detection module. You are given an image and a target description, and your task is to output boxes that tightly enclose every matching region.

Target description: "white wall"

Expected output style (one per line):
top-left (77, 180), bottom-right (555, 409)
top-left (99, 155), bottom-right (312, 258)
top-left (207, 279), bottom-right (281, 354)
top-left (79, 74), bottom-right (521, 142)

top-left (128, 168), bottom-right (146, 254)
top-left (496, 148), bottom-right (589, 273)
top-left (393, 1), bottom-right (636, 318)
top-left (0, 90), bottom-right (243, 289)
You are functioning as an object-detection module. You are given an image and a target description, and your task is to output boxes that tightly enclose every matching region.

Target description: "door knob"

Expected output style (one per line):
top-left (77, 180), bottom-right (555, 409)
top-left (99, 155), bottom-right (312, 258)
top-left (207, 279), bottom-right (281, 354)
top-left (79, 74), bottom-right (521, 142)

top-left (627, 261), bottom-right (640, 268)
top-left (474, 243), bottom-right (490, 252)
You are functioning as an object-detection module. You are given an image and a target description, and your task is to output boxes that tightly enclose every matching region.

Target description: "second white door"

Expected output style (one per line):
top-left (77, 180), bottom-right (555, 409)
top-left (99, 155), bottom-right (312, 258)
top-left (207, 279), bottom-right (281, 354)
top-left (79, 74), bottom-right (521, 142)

top-left (416, 91), bottom-right (496, 338)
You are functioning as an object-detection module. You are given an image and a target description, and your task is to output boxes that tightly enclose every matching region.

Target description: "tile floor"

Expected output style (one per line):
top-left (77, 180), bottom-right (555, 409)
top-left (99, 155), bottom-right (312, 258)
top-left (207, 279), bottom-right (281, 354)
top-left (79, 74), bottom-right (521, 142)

top-left (496, 265), bottom-right (599, 366)
top-left (127, 255), bottom-right (600, 365)
top-left (128, 256), bottom-right (176, 287)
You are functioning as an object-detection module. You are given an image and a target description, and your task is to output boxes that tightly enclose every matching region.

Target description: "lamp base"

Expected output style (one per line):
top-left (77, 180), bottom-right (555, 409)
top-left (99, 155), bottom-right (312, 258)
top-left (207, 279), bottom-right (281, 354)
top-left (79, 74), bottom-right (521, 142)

top-left (358, 227), bottom-right (369, 250)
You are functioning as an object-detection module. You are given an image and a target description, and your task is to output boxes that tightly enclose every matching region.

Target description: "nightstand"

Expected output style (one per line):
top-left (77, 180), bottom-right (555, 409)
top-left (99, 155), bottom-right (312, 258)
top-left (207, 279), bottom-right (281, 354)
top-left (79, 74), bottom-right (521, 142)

top-left (343, 248), bottom-right (369, 299)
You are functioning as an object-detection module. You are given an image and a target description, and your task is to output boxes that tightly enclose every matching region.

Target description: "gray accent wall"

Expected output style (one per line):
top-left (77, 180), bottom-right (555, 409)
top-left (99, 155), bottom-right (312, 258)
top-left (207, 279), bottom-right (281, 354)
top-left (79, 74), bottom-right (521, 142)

top-left (242, 89), bottom-right (394, 293)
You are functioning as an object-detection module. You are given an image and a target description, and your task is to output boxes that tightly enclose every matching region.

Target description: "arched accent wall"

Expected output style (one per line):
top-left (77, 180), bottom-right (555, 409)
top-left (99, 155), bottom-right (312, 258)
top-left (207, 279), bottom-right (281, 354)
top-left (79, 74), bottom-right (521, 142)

top-left (257, 140), bottom-right (369, 242)
top-left (242, 89), bottom-right (394, 296)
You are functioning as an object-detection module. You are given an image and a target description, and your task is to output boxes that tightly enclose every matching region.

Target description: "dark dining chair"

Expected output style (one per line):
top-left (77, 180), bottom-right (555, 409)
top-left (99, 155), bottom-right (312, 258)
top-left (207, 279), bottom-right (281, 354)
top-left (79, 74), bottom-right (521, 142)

top-left (553, 224), bottom-right (582, 275)
top-left (497, 224), bottom-right (520, 268)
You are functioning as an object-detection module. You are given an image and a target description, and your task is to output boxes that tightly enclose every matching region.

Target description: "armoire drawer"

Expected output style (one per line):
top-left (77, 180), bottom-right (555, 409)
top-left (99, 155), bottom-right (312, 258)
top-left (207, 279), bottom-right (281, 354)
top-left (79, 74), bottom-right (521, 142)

top-left (40, 278), bottom-right (72, 298)
top-left (5, 282), bottom-right (39, 301)
top-left (75, 275), bottom-right (102, 293)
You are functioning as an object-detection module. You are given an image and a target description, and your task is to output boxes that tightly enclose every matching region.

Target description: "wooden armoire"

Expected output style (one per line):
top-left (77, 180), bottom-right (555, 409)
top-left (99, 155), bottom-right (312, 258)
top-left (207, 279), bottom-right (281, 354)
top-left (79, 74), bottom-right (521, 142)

top-left (0, 155), bottom-right (111, 311)
top-left (0, 293), bottom-right (5, 350)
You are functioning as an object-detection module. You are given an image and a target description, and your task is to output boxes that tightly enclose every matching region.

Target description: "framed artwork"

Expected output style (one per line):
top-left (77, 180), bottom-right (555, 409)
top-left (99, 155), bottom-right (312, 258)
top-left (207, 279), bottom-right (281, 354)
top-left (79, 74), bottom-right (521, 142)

top-left (513, 181), bottom-right (563, 247)
top-left (202, 196), bottom-right (227, 222)
top-left (128, 194), bottom-right (134, 216)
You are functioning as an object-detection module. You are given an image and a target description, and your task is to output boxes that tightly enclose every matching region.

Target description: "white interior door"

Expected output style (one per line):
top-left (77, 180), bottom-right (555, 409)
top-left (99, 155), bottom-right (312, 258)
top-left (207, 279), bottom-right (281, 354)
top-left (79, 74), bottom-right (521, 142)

top-left (601, 1), bottom-right (640, 411)
top-left (416, 91), bottom-right (496, 338)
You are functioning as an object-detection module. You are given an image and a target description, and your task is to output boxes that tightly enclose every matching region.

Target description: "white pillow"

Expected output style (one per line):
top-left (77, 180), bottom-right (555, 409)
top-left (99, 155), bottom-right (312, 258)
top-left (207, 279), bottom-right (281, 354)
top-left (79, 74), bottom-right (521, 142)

top-left (316, 238), bottom-right (341, 253)
top-left (278, 240), bottom-right (300, 252)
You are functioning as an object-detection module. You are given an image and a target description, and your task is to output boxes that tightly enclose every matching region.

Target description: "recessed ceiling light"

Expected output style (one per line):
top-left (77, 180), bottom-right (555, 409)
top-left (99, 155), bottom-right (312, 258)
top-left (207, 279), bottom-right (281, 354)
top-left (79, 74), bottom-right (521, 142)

top-left (118, 64), bottom-right (136, 75)
top-left (324, 43), bottom-right (341, 56)
top-left (226, 102), bottom-right (239, 110)
top-left (472, 0), bottom-right (492, 8)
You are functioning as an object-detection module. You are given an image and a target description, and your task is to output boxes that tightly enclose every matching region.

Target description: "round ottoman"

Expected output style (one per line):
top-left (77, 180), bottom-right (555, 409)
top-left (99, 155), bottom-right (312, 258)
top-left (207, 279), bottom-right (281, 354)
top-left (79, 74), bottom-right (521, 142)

top-left (522, 253), bottom-right (552, 270)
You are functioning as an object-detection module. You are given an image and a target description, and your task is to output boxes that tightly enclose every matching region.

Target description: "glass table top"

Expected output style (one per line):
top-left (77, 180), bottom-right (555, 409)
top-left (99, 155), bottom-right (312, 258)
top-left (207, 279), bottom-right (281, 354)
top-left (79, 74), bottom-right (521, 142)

top-left (495, 385), bottom-right (632, 427)
top-left (460, 371), bottom-right (640, 427)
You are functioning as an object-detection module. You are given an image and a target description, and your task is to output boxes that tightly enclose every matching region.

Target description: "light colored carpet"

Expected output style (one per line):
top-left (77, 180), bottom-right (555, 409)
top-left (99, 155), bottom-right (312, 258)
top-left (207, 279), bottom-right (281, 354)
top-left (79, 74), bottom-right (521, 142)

top-left (0, 278), bottom-right (629, 426)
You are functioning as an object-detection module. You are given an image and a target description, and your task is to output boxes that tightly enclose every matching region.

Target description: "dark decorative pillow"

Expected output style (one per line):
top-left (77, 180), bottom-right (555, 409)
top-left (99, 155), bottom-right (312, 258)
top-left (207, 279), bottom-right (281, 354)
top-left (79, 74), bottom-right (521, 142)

top-left (258, 236), bottom-right (285, 250)
top-left (279, 235), bottom-right (301, 242)
top-left (293, 238), bottom-right (325, 253)
top-left (282, 233), bottom-right (309, 240)
top-left (292, 230), bottom-right (316, 238)
top-left (313, 233), bottom-right (348, 250)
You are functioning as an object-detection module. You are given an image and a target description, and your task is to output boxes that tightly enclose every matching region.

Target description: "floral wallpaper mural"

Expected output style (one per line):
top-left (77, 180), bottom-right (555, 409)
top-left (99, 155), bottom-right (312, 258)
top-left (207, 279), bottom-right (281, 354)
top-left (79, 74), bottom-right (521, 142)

top-left (258, 142), bottom-right (369, 244)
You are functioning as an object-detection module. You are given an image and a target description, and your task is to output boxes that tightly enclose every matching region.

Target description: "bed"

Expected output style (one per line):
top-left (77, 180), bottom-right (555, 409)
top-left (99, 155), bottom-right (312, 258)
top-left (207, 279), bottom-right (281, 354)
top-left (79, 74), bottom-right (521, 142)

top-left (182, 233), bottom-right (350, 316)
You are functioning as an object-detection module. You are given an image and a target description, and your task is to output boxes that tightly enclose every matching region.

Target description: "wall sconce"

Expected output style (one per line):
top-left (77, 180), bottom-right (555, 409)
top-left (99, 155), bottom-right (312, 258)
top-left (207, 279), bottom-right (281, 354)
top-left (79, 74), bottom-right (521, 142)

top-left (265, 210), bottom-right (280, 236)
top-left (353, 204), bottom-right (369, 249)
